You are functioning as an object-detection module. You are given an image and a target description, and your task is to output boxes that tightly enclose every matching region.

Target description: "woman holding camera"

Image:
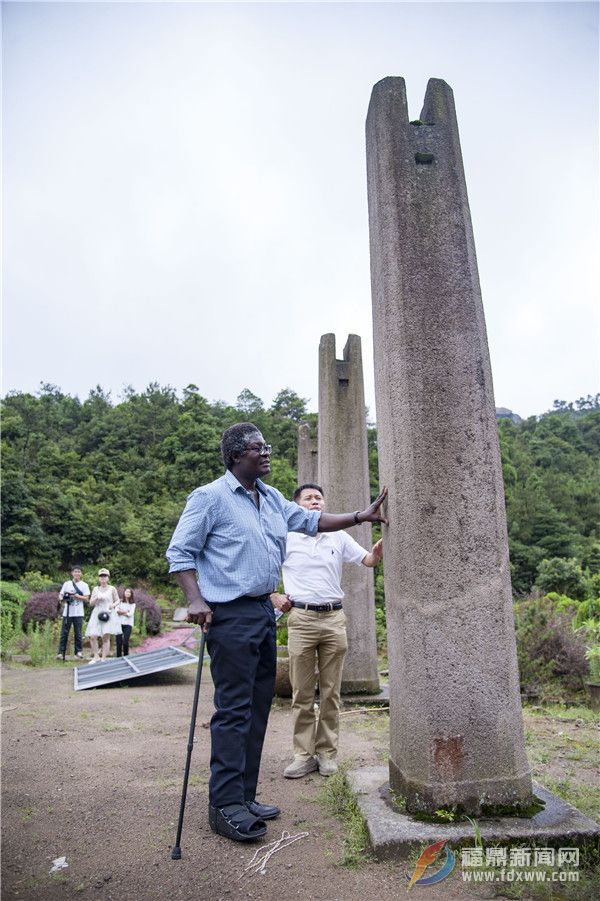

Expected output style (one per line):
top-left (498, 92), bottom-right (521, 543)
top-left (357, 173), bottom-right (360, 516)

top-left (85, 568), bottom-right (122, 663)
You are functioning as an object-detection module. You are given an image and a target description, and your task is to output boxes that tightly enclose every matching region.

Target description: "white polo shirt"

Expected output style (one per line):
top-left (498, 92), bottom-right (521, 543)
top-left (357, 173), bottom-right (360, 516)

top-left (282, 531), bottom-right (367, 604)
top-left (59, 579), bottom-right (90, 618)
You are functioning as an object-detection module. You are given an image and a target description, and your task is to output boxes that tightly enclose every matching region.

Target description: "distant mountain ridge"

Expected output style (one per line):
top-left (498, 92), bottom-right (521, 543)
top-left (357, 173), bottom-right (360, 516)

top-left (496, 407), bottom-right (522, 424)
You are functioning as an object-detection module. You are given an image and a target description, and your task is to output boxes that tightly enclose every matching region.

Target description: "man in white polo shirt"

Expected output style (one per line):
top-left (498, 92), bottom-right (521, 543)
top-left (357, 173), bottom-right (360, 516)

top-left (273, 484), bottom-right (383, 779)
top-left (56, 566), bottom-right (90, 660)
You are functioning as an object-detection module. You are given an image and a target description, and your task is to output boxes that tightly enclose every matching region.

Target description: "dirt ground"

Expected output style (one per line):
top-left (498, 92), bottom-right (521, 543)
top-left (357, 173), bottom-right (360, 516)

top-left (1, 660), bottom-right (597, 901)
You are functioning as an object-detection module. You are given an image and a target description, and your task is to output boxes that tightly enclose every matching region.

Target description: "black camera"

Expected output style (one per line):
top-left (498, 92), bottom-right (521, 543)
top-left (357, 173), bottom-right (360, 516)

top-left (63, 592), bottom-right (73, 603)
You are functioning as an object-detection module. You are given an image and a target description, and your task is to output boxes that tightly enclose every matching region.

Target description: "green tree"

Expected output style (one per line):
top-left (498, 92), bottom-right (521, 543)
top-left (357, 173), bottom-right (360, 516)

top-left (536, 557), bottom-right (588, 600)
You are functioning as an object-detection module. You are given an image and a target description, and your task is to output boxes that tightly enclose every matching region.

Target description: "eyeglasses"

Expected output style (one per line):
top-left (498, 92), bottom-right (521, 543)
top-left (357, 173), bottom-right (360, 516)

top-left (246, 443), bottom-right (272, 455)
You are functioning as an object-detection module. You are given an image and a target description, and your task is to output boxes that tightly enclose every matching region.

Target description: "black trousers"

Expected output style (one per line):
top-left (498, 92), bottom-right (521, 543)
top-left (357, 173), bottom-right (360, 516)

top-left (58, 616), bottom-right (83, 655)
top-left (116, 625), bottom-right (132, 657)
top-left (206, 597), bottom-right (276, 807)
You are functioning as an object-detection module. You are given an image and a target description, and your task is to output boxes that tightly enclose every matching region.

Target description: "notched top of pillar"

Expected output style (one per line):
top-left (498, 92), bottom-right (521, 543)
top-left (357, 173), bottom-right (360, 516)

top-left (319, 333), bottom-right (363, 365)
top-left (367, 76), bottom-right (409, 125)
top-left (420, 78), bottom-right (457, 127)
top-left (367, 76), bottom-right (464, 175)
top-left (298, 420), bottom-right (317, 442)
top-left (368, 76), bottom-right (456, 128)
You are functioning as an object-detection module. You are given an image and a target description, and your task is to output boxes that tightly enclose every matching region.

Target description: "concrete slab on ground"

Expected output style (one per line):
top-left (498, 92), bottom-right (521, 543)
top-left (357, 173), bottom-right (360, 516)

top-left (348, 766), bottom-right (600, 860)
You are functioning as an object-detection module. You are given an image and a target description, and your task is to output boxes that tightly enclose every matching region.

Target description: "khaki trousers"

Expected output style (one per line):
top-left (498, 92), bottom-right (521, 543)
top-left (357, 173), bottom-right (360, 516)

top-left (287, 608), bottom-right (348, 760)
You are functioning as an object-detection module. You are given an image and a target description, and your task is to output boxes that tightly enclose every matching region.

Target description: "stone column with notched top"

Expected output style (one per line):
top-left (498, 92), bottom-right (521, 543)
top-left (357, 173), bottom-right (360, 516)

top-left (366, 77), bottom-right (532, 813)
top-left (297, 421), bottom-right (319, 486)
top-left (318, 333), bottom-right (380, 693)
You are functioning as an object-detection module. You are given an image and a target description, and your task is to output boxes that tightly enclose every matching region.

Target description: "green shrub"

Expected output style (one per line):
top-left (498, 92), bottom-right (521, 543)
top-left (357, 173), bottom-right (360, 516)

top-left (536, 557), bottom-right (588, 600)
top-left (375, 606), bottom-right (387, 650)
top-left (544, 591), bottom-right (580, 616)
top-left (275, 612), bottom-right (288, 646)
top-left (19, 571), bottom-right (58, 592)
top-left (586, 645), bottom-right (600, 682)
top-left (587, 572), bottom-right (600, 600)
top-left (374, 573), bottom-right (384, 608)
top-left (578, 619), bottom-right (600, 682)
top-left (514, 595), bottom-right (589, 699)
top-left (574, 596), bottom-right (600, 627)
top-left (1, 582), bottom-right (29, 656)
top-left (0, 581), bottom-right (29, 631)
top-left (0, 581), bottom-right (29, 606)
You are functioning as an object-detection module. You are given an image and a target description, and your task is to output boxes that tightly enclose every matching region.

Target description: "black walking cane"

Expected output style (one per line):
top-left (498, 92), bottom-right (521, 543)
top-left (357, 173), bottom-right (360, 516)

top-left (171, 628), bottom-right (207, 860)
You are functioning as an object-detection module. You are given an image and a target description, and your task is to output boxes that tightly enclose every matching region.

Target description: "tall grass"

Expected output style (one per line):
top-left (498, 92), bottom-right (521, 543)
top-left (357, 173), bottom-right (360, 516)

top-left (1, 616), bottom-right (62, 666)
top-left (28, 620), bottom-right (60, 666)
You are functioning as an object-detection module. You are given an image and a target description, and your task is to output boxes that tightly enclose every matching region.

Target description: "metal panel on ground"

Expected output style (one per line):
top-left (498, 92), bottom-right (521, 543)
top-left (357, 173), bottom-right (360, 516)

top-left (73, 646), bottom-right (198, 691)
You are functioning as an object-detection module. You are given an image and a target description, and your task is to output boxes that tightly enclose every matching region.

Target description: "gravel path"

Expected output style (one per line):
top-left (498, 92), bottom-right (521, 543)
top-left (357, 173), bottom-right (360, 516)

top-left (2, 663), bottom-right (489, 901)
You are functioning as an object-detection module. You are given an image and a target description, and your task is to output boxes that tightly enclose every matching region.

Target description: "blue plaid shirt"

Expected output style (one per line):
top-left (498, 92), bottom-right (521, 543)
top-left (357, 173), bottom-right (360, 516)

top-left (166, 469), bottom-right (321, 602)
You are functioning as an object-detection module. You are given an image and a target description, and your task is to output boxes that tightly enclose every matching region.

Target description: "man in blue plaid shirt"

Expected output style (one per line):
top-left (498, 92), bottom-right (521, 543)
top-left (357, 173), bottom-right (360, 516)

top-left (167, 421), bottom-right (387, 843)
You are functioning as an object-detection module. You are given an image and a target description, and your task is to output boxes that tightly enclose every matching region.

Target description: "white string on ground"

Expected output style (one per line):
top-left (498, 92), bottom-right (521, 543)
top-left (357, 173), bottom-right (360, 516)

top-left (238, 830), bottom-right (309, 878)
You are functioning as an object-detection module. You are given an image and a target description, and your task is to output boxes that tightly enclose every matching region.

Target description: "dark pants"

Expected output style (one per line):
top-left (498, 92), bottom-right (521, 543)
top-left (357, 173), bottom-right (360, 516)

top-left (206, 597), bottom-right (276, 807)
top-left (116, 625), bottom-right (132, 657)
top-left (58, 616), bottom-right (83, 655)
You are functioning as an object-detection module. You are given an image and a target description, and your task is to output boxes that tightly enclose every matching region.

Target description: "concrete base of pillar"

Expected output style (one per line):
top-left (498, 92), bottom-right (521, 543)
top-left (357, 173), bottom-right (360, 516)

top-left (341, 683), bottom-right (389, 707)
top-left (341, 678), bottom-right (381, 694)
top-left (390, 756), bottom-right (534, 816)
top-left (348, 767), bottom-right (600, 861)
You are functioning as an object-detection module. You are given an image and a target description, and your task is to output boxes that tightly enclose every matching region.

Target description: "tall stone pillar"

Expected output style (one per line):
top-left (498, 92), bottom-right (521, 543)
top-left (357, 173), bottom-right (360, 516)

top-left (297, 421), bottom-right (318, 486)
top-left (318, 333), bottom-right (380, 693)
top-left (366, 78), bottom-right (532, 813)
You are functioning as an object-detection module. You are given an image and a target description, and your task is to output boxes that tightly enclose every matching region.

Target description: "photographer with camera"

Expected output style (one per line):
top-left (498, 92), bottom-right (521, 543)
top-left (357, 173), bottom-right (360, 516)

top-left (56, 566), bottom-right (90, 660)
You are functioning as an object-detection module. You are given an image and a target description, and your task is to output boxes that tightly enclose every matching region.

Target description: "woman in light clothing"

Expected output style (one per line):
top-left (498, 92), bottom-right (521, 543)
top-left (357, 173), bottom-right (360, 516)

top-left (116, 588), bottom-right (136, 657)
top-left (85, 568), bottom-right (122, 663)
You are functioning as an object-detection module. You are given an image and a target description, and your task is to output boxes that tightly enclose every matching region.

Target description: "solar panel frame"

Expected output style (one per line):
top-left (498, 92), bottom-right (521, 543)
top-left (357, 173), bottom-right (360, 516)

top-left (73, 646), bottom-right (199, 690)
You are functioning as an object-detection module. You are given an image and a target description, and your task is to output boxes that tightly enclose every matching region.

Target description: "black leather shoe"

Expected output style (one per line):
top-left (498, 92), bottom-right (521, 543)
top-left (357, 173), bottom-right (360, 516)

top-left (209, 803), bottom-right (267, 841)
top-left (246, 800), bottom-right (280, 820)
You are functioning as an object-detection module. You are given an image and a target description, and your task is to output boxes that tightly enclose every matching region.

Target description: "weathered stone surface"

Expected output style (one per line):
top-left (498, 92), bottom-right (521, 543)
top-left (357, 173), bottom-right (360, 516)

top-left (297, 421), bottom-right (319, 486)
top-left (274, 645), bottom-right (292, 698)
top-left (366, 77), bottom-right (532, 812)
top-left (349, 768), bottom-right (600, 860)
top-left (318, 333), bottom-right (379, 693)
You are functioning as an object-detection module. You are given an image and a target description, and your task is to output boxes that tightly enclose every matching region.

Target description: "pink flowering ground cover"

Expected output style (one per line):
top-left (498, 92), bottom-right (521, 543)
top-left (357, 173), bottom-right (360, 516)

top-left (132, 627), bottom-right (198, 654)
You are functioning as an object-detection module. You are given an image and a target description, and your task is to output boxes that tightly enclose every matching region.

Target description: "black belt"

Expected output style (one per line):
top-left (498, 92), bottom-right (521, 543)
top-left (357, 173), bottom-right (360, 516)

top-left (291, 601), bottom-right (342, 612)
top-left (234, 593), bottom-right (271, 602)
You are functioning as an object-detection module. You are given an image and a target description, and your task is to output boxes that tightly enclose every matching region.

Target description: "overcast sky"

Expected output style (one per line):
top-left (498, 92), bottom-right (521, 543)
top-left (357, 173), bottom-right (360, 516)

top-left (3, 1), bottom-right (598, 420)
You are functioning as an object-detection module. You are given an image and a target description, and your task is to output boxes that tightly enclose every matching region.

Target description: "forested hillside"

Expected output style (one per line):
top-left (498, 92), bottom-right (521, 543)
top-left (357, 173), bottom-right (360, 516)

top-left (2, 384), bottom-right (598, 597)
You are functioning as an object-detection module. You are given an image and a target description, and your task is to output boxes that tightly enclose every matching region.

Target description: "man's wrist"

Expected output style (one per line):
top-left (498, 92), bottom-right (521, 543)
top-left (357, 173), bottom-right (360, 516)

top-left (354, 511), bottom-right (362, 525)
top-left (188, 596), bottom-right (210, 609)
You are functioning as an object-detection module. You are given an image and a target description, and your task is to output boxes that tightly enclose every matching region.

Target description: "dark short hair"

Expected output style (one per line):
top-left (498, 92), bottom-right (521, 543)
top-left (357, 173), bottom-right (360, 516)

top-left (71, 566), bottom-right (83, 573)
top-left (221, 422), bottom-right (261, 470)
top-left (293, 483), bottom-right (324, 502)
